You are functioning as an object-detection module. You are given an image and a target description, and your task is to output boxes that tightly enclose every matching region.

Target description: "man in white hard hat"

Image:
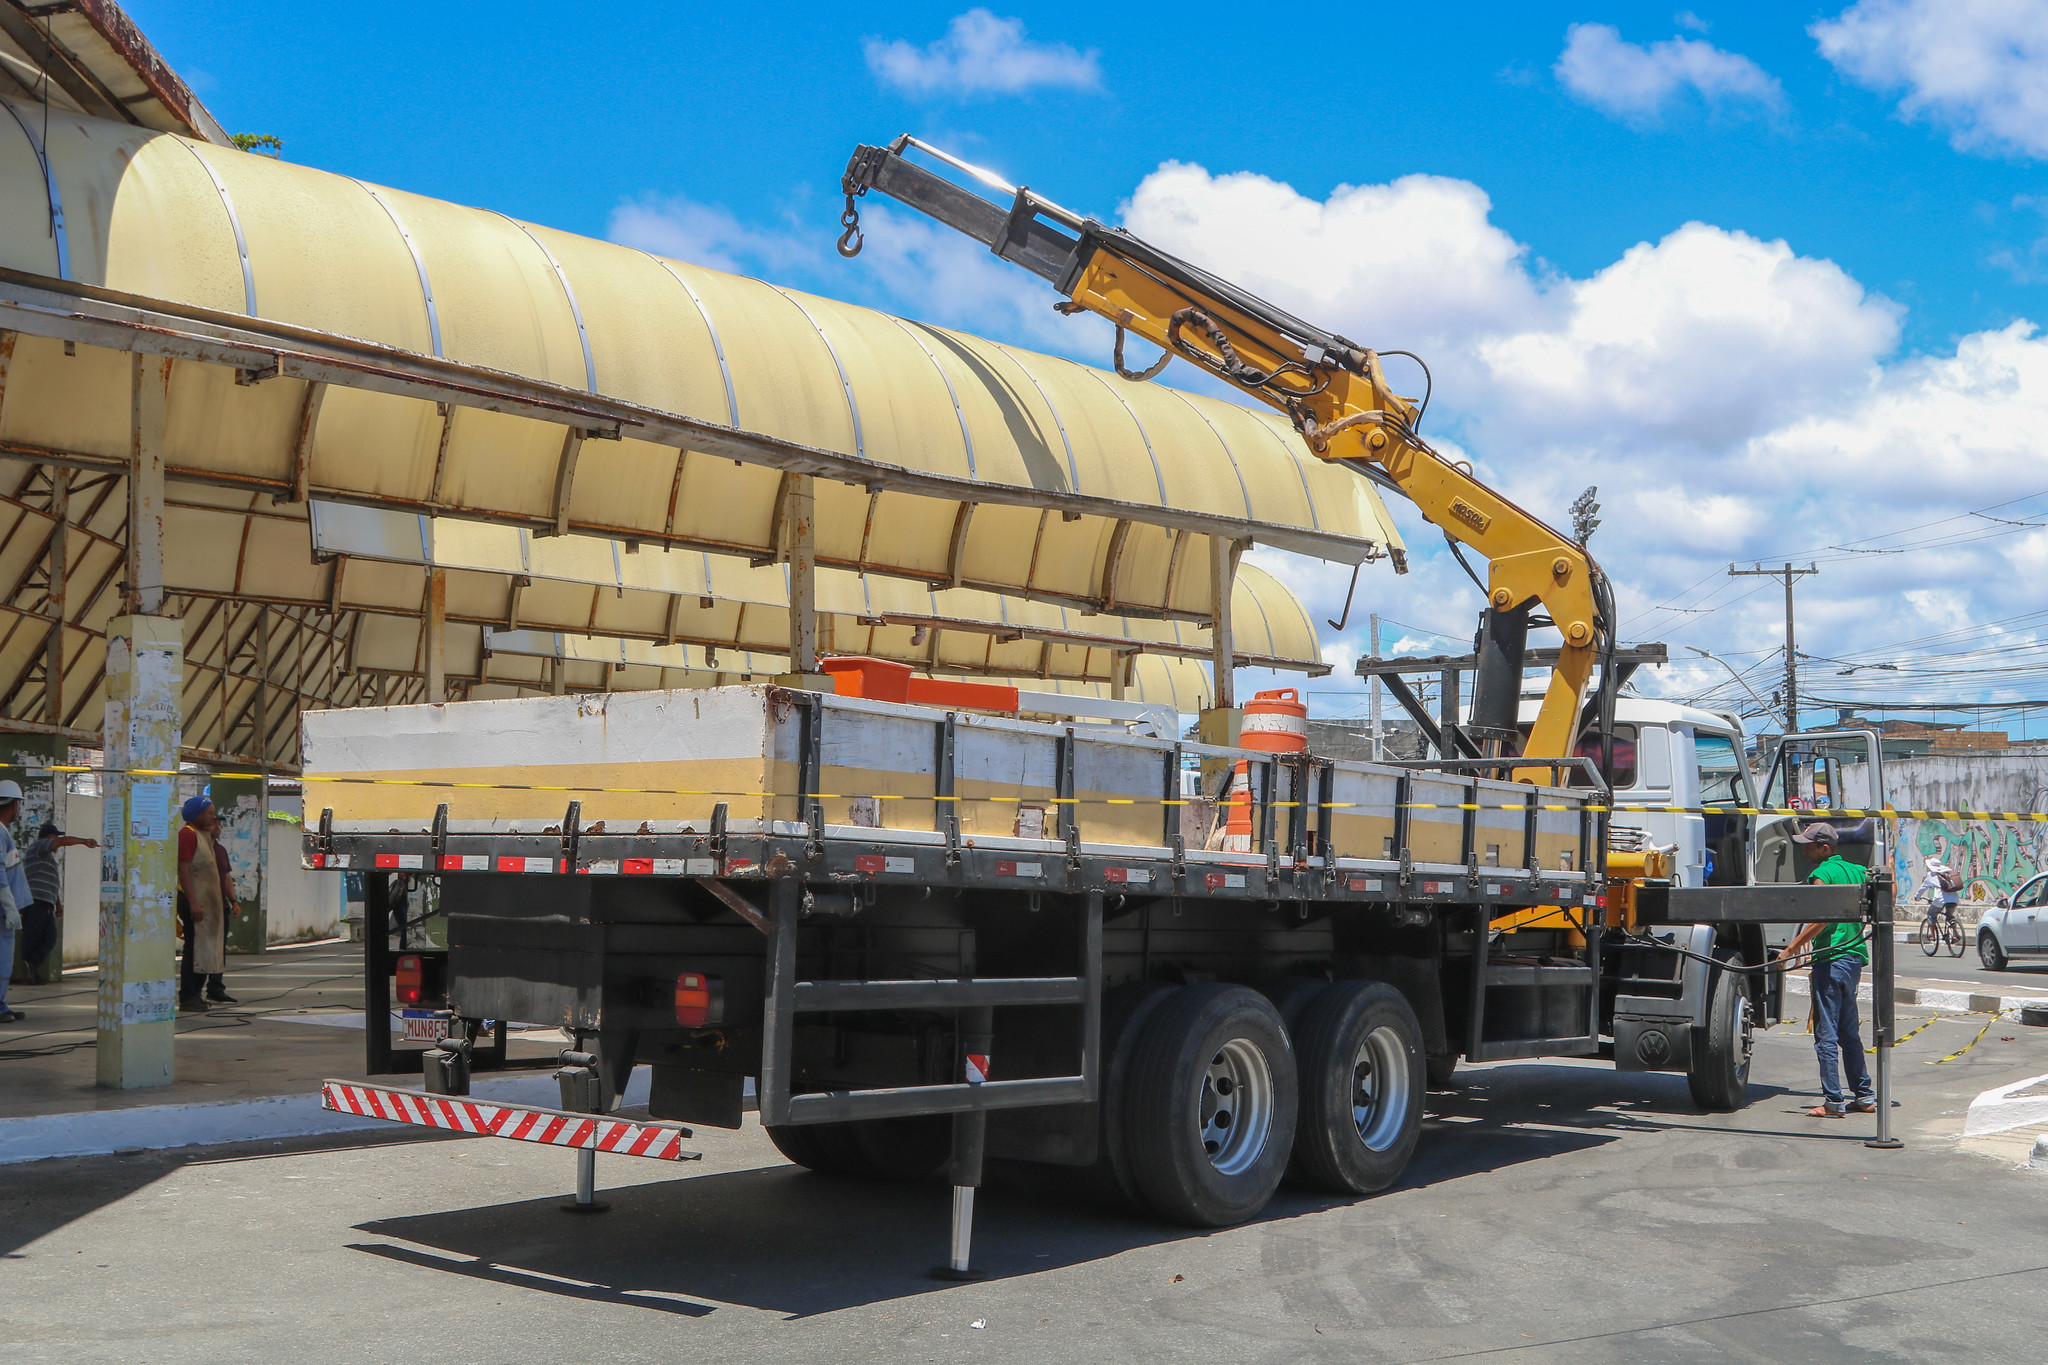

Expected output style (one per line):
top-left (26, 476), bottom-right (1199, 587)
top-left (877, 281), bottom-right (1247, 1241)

top-left (0, 780), bottom-right (31, 1023)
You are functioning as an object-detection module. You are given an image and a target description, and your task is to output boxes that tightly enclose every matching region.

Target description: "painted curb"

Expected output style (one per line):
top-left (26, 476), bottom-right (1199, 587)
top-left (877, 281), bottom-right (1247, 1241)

top-left (1780, 972), bottom-right (2044, 1017)
top-left (1963, 1072), bottom-right (2048, 1138)
top-left (0, 1069), bottom-right (654, 1166)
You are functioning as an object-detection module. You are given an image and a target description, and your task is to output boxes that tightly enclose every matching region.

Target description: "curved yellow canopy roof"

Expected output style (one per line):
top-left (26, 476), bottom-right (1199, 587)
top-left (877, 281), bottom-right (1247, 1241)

top-left (293, 501), bottom-right (1325, 674)
top-left (0, 97), bottom-right (1402, 624)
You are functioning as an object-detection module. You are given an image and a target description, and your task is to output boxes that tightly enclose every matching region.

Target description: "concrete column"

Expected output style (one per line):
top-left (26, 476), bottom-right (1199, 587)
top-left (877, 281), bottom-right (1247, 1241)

top-left (214, 770), bottom-right (267, 955)
top-left (425, 568), bottom-right (448, 702)
top-left (786, 475), bottom-right (818, 674)
top-left (96, 615), bottom-right (183, 1089)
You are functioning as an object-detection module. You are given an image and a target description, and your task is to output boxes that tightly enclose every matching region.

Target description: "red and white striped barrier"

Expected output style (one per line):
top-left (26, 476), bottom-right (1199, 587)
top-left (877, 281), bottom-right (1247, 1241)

top-left (320, 1080), bottom-right (699, 1161)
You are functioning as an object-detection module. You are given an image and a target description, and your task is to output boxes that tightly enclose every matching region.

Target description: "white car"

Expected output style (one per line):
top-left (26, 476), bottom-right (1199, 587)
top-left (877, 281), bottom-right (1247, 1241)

top-left (1976, 873), bottom-right (2048, 971)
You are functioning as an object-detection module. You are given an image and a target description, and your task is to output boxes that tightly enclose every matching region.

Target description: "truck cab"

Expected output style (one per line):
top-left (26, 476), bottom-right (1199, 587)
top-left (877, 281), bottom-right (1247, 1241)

top-left (1517, 697), bottom-right (1756, 889)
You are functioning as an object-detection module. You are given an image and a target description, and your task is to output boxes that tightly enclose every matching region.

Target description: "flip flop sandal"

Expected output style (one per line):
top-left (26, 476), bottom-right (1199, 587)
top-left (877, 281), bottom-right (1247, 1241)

top-left (1806, 1105), bottom-right (1847, 1118)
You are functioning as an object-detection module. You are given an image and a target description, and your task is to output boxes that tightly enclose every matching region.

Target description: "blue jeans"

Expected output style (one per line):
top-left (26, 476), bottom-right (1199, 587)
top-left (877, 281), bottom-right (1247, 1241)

top-left (1812, 956), bottom-right (1873, 1109)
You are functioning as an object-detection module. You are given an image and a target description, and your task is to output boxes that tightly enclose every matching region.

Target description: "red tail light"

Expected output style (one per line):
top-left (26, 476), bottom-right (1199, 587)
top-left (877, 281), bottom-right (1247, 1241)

top-left (396, 954), bottom-right (423, 1006)
top-left (674, 972), bottom-right (723, 1027)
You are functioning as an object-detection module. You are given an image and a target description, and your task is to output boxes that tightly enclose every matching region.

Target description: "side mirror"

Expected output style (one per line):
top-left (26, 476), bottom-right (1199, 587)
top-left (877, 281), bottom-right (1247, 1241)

top-left (1999, 895), bottom-right (2012, 910)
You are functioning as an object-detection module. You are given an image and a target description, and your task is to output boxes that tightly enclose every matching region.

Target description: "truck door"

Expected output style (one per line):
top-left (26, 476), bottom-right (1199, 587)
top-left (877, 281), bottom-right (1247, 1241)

top-left (1752, 729), bottom-right (1889, 886)
top-left (1689, 728), bottom-right (1751, 887)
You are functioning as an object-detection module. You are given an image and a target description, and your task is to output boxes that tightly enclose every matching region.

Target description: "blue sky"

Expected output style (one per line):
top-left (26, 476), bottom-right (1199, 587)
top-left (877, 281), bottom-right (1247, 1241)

top-left (133, 3), bottom-right (2048, 734)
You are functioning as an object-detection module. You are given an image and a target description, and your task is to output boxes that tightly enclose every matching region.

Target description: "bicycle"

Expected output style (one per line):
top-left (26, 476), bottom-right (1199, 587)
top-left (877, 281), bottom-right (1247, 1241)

top-left (1920, 900), bottom-right (1965, 958)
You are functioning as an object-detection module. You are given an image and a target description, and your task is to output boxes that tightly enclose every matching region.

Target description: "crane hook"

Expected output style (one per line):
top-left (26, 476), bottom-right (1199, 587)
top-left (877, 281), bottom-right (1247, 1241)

top-left (836, 194), bottom-right (864, 258)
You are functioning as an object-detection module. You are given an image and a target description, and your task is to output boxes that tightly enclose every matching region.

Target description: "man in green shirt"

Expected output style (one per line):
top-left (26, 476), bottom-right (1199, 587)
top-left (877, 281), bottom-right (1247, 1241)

top-left (1776, 823), bottom-right (1875, 1118)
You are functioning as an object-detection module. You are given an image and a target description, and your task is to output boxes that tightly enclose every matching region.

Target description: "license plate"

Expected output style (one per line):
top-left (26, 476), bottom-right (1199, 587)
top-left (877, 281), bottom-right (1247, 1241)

top-left (400, 1010), bottom-right (451, 1043)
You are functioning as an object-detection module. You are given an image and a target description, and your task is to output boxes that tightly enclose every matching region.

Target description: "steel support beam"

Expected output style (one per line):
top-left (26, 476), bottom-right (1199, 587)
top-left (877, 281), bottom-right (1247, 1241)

top-left (785, 475), bottom-right (818, 675)
top-left (425, 567), bottom-right (447, 701)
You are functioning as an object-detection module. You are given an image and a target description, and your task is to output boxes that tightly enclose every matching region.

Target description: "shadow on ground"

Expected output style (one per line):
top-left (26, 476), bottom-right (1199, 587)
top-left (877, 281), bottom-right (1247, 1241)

top-left (348, 1062), bottom-right (1741, 1318)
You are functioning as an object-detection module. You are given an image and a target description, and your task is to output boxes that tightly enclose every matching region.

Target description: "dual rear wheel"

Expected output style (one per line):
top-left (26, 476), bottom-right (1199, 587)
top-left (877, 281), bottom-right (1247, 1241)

top-left (1111, 979), bottom-right (1425, 1226)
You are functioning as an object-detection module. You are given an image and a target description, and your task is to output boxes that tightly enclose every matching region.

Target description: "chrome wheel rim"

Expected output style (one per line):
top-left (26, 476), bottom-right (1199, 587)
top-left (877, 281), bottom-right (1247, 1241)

top-left (1352, 1025), bottom-right (1413, 1152)
top-left (1734, 994), bottom-right (1754, 1081)
top-left (1199, 1038), bottom-right (1274, 1176)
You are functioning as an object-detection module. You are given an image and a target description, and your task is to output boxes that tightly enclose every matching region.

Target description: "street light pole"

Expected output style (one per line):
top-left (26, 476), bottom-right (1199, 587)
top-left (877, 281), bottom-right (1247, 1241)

top-left (1686, 645), bottom-right (1775, 716)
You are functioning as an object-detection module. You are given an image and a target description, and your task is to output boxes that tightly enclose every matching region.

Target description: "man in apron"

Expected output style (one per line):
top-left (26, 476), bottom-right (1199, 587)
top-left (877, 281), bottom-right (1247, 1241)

top-left (177, 795), bottom-right (237, 1011)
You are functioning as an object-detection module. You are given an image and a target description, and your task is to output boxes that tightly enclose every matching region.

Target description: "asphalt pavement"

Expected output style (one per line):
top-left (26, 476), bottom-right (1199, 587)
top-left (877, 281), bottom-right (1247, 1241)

top-left (3, 1009), bottom-right (2044, 1364)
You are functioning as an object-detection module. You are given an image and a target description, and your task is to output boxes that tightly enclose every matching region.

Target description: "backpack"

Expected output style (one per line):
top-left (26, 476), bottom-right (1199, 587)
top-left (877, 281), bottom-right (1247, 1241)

top-left (1938, 867), bottom-right (1962, 893)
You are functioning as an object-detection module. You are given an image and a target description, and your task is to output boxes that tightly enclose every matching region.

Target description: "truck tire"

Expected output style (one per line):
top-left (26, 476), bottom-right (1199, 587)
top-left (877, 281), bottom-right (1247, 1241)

top-left (1123, 984), bottom-right (1297, 1227)
top-left (1289, 981), bottom-right (1425, 1195)
top-left (1425, 1055), bottom-right (1459, 1091)
top-left (765, 1120), bottom-right (873, 1177)
top-left (1079, 982), bottom-right (1176, 1211)
top-left (1259, 976), bottom-right (1329, 1035)
top-left (1687, 955), bottom-right (1754, 1112)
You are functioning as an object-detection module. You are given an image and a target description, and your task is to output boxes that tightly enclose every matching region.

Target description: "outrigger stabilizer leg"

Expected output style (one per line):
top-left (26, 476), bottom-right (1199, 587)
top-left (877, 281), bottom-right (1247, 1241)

top-left (555, 1048), bottom-right (611, 1212)
top-left (931, 1005), bottom-right (993, 1280)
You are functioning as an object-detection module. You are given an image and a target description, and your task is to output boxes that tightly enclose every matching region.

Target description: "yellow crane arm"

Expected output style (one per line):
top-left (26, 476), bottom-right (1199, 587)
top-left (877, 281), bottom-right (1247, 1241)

top-left (838, 138), bottom-right (1612, 774)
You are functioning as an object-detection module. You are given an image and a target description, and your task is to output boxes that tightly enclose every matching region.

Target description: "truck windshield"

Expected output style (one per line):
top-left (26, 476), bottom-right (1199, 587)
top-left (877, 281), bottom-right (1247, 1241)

top-left (1694, 733), bottom-right (1745, 806)
top-left (1510, 724), bottom-right (1636, 788)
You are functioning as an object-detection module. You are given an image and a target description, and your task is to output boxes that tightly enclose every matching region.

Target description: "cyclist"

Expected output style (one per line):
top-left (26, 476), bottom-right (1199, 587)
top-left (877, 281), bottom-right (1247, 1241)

top-left (1917, 856), bottom-right (1963, 954)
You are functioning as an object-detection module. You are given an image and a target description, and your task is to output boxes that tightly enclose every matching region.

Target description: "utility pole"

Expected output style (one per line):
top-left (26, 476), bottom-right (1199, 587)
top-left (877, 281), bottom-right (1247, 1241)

top-left (1367, 612), bottom-right (1383, 761)
top-left (1729, 562), bottom-right (1818, 733)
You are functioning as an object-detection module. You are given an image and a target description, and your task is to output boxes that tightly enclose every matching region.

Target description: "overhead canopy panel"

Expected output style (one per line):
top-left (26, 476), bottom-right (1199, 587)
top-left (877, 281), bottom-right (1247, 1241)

top-left (464, 630), bottom-right (1215, 713)
top-left (0, 97), bottom-right (1402, 622)
top-left (296, 501), bottom-right (1326, 675)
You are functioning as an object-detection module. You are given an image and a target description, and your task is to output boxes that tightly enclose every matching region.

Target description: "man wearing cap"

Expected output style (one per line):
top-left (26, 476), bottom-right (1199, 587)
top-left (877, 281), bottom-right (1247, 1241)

top-left (1775, 823), bottom-right (1876, 1118)
top-left (19, 820), bottom-right (98, 983)
top-left (0, 781), bottom-right (29, 1022)
top-left (177, 794), bottom-right (238, 1011)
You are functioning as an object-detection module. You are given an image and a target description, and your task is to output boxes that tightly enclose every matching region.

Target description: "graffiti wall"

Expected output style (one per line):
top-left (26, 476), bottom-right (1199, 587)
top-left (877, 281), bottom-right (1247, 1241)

top-left (1894, 819), bottom-right (2048, 903)
top-left (1881, 752), bottom-right (2048, 902)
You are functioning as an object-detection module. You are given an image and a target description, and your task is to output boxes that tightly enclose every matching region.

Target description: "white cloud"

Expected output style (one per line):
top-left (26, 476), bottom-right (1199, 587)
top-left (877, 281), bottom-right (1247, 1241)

top-left (1556, 22), bottom-right (1784, 121)
top-left (1122, 164), bottom-right (1543, 362)
top-left (1477, 223), bottom-right (1900, 448)
top-left (865, 10), bottom-right (1100, 99)
top-left (1814, 0), bottom-right (2048, 159)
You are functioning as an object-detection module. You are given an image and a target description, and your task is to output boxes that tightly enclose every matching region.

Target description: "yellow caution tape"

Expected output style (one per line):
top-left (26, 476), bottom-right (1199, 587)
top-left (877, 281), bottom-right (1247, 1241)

top-left (1925, 1012), bottom-right (2005, 1065)
top-left (30, 765), bottom-right (2048, 822)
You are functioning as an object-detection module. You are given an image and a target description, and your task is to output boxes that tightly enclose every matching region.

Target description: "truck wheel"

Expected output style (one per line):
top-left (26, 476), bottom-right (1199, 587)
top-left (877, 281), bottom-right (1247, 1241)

top-left (1289, 981), bottom-right (1425, 1195)
top-left (1259, 976), bottom-right (1329, 1035)
top-left (1123, 984), bottom-right (1297, 1227)
top-left (1425, 1055), bottom-right (1458, 1091)
top-left (765, 1120), bottom-right (873, 1177)
top-left (851, 1116), bottom-right (951, 1181)
top-left (1687, 956), bottom-right (1754, 1112)
top-left (1080, 982), bottom-right (1176, 1211)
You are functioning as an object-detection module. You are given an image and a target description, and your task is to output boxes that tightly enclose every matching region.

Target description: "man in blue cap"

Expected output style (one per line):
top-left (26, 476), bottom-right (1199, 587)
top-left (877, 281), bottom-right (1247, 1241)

top-left (177, 794), bottom-right (238, 1011)
top-left (1775, 823), bottom-right (1876, 1118)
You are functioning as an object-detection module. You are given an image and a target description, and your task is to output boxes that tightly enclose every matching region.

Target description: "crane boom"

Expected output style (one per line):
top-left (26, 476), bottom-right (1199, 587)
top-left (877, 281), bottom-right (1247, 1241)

top-left (838, 138), bottom-right (1615, 776)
